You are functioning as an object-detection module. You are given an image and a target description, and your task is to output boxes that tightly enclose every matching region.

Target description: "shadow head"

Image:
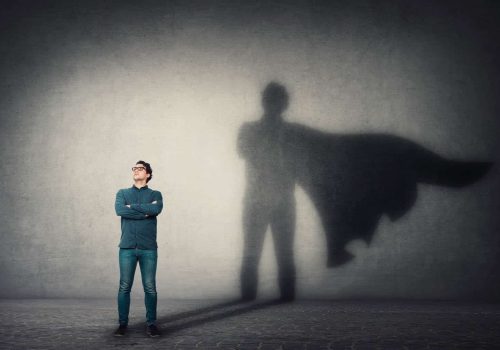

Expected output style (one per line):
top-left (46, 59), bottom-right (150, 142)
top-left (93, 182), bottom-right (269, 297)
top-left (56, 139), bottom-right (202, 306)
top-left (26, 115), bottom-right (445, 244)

top-left (262, 82), bottom-right (289, 118)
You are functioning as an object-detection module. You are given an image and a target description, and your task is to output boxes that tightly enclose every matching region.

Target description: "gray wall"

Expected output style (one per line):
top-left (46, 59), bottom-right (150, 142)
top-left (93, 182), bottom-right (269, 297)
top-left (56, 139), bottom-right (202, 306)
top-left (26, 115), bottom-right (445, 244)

top-left (1, 0), bottom-right (499, 300)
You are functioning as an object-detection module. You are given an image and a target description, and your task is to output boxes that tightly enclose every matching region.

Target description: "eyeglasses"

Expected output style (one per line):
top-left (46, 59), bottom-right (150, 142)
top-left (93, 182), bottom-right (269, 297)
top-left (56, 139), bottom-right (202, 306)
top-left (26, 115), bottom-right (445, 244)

top-left (132, 167), bottom-right (146, 172)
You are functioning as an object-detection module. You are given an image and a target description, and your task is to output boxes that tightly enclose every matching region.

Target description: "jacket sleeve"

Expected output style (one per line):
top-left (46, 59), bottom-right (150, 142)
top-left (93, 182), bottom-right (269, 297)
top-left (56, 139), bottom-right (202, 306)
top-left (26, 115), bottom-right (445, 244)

top-left (130, 191), bottom-right (163, 216)
top-left (115, 190), bottom-right (148, 220)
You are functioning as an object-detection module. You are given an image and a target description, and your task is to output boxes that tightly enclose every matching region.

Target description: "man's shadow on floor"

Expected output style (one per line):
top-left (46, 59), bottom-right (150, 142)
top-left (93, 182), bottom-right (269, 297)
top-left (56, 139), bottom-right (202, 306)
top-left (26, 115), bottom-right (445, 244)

top-left (119, 299), bottom-right (287, 337)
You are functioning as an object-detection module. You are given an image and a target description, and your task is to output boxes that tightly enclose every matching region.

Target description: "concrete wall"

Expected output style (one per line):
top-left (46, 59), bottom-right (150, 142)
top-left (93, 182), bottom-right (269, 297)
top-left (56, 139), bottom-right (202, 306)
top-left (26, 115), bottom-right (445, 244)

top-left (1, 0), bottom-right (499, 300)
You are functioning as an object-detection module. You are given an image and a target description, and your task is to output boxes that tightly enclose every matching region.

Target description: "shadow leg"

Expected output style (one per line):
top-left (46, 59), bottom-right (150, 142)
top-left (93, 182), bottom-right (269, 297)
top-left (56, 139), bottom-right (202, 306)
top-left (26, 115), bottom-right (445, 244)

top-left (241, 201), bottom-right (268, 300)
top-left (270, 198), bottom-right (296, 301)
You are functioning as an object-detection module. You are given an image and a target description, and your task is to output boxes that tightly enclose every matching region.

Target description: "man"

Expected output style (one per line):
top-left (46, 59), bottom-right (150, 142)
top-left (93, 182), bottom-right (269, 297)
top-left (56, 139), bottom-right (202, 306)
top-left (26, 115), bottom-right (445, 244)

top-left (113, 160), bottom-right (163, 337)
top-left (238, 82), bottom-right (296, 301)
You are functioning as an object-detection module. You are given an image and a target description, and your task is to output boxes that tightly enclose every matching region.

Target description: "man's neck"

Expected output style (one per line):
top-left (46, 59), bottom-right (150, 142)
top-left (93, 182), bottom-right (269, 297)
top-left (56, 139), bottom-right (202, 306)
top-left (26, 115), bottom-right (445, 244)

top-left (133, 181), bottom-right (148, 189)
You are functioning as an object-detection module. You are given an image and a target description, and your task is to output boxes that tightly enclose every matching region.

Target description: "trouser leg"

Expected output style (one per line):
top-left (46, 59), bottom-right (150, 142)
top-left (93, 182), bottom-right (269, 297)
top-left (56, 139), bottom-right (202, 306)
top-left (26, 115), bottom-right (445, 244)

top-left (138, 249), bottom-right (158, 326)
top-left (118, 248), bottom-right (138, 326)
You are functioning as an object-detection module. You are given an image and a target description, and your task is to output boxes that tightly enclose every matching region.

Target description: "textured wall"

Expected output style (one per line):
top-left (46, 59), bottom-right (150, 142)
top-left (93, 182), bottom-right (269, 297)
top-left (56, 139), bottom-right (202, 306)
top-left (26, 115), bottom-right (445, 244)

top-left (1, 0), bottom-right (499, 300)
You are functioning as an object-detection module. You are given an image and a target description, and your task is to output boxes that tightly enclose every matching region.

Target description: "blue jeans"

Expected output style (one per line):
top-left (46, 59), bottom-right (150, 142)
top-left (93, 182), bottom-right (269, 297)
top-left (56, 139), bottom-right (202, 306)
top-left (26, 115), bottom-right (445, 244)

top-left (117, 248), bottom-right (157, 326)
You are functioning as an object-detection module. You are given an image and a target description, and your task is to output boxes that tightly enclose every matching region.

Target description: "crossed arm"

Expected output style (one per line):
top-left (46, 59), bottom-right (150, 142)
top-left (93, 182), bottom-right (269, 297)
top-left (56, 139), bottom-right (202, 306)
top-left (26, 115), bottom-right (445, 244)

top-left (115, 190), bottom-right (163, 220)
top-left (130, 192), bottom-right (163, 216)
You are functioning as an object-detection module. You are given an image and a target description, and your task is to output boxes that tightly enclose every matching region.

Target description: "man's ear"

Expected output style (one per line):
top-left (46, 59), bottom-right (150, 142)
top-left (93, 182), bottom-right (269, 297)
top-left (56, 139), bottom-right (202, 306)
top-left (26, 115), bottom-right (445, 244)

top-left (147, 173), bottom-right (151, 178)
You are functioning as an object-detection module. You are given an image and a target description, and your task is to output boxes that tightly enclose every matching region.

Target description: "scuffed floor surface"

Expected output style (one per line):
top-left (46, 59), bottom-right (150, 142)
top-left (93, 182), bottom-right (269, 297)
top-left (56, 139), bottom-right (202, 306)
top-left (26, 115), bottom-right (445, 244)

top-left (1, 298), bottom-right (500, 349)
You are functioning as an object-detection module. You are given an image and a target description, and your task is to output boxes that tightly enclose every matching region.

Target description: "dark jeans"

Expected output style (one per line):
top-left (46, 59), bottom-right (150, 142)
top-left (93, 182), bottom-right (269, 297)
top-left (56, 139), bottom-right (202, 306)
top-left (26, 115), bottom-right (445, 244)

top-left (117, 248), bottom-right (157, 326)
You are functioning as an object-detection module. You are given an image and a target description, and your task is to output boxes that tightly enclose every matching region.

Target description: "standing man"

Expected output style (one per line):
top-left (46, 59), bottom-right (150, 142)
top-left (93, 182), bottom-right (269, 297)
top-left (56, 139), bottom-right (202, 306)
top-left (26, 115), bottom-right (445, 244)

top-left (238, 82), bottom-right (296, 301)
top-left (113, 160), bottom-right (163, 337)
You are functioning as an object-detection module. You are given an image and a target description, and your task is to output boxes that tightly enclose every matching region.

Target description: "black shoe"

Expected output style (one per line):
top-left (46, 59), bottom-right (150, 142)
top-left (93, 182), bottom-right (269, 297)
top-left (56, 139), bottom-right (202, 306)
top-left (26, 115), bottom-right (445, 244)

top-left (146, 324), bottom-right (161, 337)
top-left (113, 325), bottom-right (127, 337)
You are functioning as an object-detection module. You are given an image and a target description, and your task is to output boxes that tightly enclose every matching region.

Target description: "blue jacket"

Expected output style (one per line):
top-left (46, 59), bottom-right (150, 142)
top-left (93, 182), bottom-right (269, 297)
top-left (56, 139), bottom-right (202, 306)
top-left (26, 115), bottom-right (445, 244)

top-left (115, 185), bottom-right (163, 249)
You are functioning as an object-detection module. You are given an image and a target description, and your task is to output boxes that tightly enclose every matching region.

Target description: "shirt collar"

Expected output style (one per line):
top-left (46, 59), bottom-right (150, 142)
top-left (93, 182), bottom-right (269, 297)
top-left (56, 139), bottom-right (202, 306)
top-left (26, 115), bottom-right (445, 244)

top-left (132, 184), bottom-right (148, 190)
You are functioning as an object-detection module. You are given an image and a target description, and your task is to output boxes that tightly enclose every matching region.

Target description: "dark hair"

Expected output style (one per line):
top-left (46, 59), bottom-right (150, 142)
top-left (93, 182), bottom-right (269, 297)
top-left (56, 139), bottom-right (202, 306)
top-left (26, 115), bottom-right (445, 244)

top-left (136, 160), bottom-right (153, 183)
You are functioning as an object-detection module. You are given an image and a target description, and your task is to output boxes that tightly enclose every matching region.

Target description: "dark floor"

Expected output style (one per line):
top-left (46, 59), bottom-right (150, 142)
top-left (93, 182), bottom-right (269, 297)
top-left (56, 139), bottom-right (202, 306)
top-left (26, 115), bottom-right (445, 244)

top-left (1, 298), bottom-right (499, 349)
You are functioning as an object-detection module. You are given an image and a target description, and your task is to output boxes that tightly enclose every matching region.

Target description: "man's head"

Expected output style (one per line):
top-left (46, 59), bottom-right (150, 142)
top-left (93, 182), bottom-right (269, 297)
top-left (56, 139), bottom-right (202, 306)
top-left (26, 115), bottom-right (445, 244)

top-left (132, 160), bottom-right (153, 183)
top-left (262, 82), bottom-right (289, 118)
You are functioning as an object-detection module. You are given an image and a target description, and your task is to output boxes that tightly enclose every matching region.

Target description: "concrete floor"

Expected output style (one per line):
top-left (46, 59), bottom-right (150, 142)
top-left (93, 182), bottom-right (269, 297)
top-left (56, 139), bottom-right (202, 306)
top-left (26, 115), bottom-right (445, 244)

top-left (1, 298), bottom-right (499, 349)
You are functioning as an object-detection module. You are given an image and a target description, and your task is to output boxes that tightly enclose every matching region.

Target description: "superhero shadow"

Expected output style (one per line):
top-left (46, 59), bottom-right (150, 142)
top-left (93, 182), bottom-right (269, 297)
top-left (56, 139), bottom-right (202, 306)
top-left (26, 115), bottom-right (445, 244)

top-left (238, 82), bottom-right (492, 302)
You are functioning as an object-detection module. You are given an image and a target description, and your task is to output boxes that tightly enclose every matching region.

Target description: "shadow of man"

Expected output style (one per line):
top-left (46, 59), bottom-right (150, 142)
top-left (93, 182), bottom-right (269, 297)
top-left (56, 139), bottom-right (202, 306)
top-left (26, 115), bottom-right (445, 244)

top-left (238, 81), bottom-right (492, 302)
top-left (238, 82), bottom-right (296, 301)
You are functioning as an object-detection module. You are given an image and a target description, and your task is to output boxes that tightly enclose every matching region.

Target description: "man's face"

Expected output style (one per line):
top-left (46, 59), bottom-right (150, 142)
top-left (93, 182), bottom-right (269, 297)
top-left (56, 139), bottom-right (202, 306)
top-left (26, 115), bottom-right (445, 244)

top-left (132, 164), bottom-right (150, 182)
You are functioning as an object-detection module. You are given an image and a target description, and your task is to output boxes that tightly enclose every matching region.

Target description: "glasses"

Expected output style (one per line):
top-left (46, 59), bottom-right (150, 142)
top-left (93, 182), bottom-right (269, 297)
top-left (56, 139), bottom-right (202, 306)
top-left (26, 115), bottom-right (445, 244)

top-left (132, 167), bottom-right (146, 172)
